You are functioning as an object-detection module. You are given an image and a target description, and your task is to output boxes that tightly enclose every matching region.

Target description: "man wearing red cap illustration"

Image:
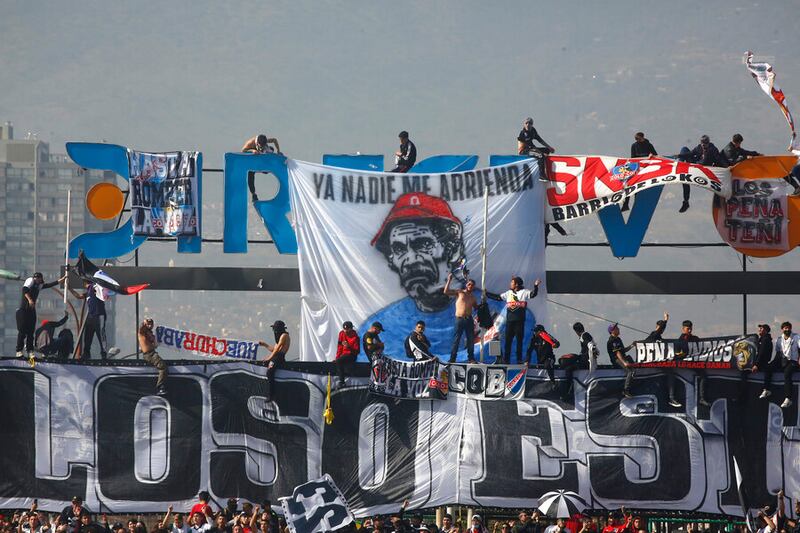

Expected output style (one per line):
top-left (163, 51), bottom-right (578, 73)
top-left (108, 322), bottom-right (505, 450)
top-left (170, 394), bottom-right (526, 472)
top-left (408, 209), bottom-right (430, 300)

top-left (361, 192), bottom-right (534, 362)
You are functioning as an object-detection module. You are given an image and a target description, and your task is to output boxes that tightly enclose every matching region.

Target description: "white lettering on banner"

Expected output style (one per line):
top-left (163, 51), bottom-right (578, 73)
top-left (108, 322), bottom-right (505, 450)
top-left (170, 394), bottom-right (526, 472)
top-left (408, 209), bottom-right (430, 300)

top-left (545, 156), bottom-right (731, 223)
top-left (446, 364), bottom-right (527, 400)
top-left (0, 361), bottom-right (795, 517)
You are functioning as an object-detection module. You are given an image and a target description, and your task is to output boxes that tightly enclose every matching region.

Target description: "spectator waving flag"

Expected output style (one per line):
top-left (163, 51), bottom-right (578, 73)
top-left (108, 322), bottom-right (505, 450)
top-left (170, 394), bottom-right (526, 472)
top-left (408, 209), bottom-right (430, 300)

top-left (73, 251), bottom-right (149, 300)
top-left (280, 474), bottom-right (355, 533)
top-left (745, 51), bottom-right (800, 154)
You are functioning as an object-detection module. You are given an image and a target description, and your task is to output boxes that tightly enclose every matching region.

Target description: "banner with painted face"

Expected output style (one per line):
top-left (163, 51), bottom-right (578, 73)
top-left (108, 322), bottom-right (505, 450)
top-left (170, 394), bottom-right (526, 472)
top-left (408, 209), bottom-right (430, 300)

top-left (288, 160), bottom-right (547, 363)
top-left (0, 359), bottom-right (796, 517)
top-left (129, 150), bottom-right (200, 236)
top-left (545, 156), bottom-right (731, 222)
top-left (630, 335), bottom-right (758, 370)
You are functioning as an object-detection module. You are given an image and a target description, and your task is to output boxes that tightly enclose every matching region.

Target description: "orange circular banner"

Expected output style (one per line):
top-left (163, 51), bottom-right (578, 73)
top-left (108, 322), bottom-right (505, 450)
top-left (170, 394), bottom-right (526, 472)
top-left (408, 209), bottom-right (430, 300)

top-left (86, 182), bottom-right (125, 220)
top-left (712, 155), bottom-right (800, 257)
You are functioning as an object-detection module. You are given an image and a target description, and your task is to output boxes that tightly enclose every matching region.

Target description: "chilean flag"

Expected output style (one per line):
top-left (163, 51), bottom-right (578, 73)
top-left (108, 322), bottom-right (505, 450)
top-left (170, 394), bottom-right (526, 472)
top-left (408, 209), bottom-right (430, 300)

top-left (73, 251), bottom-right (149, 300)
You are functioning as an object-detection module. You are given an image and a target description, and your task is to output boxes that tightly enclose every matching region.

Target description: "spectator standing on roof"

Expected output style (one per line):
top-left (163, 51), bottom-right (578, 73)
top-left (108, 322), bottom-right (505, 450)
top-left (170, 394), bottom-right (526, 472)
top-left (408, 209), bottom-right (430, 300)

top-left (443, 274), bottom-right (479, 364)
top-left (69, 280), bottom-right (109, 360)
top-left (16, 272), bottom-right (66, 358)
top-left (518, 117), bottom-right (555, 155)
top-left (335, 321), bottom-right (360, 387)
top-left (390, 131), bottom-right (417, 173)
top-left (607, 323), bottom-right (634, 398)
top-left (621, 132), bottom-right (658, 212)
top-left (769, 321), bottom-right (799, 408)
top-left (642, 313), bottom-right (680, 407)
top-left (242, 134), bottom-right (281, 202)
top-left (722, 134), bottom-right (761, 165)
top-left (487, 276), bottom-right (541, 364)
top-left (675, 319), bottom-right (710, 407)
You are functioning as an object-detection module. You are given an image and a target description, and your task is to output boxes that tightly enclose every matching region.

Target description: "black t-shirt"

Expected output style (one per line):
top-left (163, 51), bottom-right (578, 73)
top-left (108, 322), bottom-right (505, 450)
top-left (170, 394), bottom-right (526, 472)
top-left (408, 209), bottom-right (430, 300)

top-left (630, 140), bottom-right (657, 158)
top-left (607, 335), bottom-right (625, 365)
top-left (398, 141), bottom-right (417, 167)
top-left (363, 331), bottom-right (383, 358)
top-left (404, 332), bottom-right (432, 360)
top-left (518, 127), bottom-right (546, 151)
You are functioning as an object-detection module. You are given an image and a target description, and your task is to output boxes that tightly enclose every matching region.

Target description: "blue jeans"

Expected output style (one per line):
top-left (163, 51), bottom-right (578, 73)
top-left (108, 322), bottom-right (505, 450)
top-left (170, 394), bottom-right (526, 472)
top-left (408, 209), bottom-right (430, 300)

top-left (450, 316), bottom-right (475, 362)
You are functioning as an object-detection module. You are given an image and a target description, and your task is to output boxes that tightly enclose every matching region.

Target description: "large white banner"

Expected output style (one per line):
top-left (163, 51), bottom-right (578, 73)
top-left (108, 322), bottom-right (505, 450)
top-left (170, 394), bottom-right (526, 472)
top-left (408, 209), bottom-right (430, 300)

top-left (288, 160), bottom-right (547, 362)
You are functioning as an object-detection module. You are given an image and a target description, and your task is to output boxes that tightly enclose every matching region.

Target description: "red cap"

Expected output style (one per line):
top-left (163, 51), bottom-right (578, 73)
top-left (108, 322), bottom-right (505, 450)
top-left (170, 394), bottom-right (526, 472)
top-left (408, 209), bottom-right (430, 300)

top-left (371, 193), bottom-right (461, 248)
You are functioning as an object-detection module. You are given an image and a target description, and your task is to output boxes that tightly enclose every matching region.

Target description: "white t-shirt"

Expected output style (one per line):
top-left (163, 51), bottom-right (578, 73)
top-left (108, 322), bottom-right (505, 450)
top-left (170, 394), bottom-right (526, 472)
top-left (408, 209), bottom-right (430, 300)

top-left (545, 527), bottom-right (572, 533)
top-left (775, 333), bottom-right (800, 363)
top-left (172, 524), bottom-right (191, 533)
top-left (191, 525), bottom-right (211, 533)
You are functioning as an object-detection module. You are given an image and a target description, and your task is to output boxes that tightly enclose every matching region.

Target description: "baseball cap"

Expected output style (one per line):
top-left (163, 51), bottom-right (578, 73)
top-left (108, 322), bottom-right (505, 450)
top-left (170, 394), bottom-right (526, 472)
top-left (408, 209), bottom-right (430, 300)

top-left (371, 192), bottom-right (462, 249)
top-left (71, 496), bottom-right (83, 504)
top-left (399, 131), bottom-right (409, 138)
top-left (472, 515), bottom-right (482, 522)
top-left (342, 321), bottom-right (354, 329)
top-left (271, 320), bottom-right (286, 331)
top-left (534, 324), bottom-right (545, 333)
top-left (372, 321), bottom-right (385, 332)
top-left (112, 523), bottom-right (124, 531)
top-left (758, 324), bottom-right (771, 332)
top-left (418, 526), bottom-right (430, 532)
top-left (608, 323), bottom-right (618, 333)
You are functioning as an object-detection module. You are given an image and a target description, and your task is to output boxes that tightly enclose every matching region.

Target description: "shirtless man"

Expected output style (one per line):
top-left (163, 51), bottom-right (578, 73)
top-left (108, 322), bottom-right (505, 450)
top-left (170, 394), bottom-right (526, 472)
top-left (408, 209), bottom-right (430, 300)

top-left (259, 320), bottom-right (291, 402)
top-left (443, 273), bottom-right (479, 363)
top-left (138, 317), bottom-right (168, 396)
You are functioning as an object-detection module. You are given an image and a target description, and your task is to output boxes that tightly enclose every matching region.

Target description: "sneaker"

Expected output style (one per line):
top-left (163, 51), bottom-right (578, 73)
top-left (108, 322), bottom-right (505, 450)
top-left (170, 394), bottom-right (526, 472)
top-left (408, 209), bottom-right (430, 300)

top-left (107, 347), bottom-right (121, 357)
top-left (156, 386), bottom-right (167, 396)
top-left (759, 389), bottom-right (771, 399)
top-left (15, 351), bottom-right (24, 358)
top-left (679, 201), bottom-right (690, 213)
top-left (668, 398), bottom-right (683, 408)
top-left (467, 358), bottom-right (477, 364)
top-left (781, 398), bottom-right (793, 408)
top-left (623, 390), bottom-right (633, 399)
top-left (699, 398), bottom-right (711, 407)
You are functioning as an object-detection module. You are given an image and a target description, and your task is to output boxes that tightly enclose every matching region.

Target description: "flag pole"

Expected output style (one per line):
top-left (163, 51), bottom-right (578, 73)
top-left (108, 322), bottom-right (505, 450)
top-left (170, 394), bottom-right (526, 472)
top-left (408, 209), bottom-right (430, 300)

top-left (63, 188), bottom-right (71, 309)
top-left (479, 186), bottom-right (489, 362)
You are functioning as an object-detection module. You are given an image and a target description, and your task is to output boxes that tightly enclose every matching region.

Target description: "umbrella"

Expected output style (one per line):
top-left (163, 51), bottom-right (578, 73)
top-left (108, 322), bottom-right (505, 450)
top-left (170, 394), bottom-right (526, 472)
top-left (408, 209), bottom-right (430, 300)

top-left (537, 490), bottom-right (587, 518)
top-left (0, 268), bottom-right (21, 280)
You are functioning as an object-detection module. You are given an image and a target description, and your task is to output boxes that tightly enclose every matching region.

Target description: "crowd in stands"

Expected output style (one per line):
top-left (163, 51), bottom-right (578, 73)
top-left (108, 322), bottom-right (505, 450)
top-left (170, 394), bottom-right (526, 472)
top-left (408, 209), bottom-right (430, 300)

top-left (3, 492), bottom-right (798, 533)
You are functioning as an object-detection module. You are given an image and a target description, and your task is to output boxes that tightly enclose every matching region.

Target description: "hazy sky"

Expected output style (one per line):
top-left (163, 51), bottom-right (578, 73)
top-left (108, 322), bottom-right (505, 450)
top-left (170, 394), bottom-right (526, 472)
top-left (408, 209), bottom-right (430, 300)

top-left (3, 1), bottom-right (800, 355)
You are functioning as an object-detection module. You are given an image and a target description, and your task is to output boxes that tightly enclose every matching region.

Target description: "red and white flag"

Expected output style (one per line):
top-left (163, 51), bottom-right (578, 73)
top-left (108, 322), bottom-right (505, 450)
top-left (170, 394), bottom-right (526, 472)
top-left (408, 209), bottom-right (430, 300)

top-left (745, 51), bottom-right (800, 154)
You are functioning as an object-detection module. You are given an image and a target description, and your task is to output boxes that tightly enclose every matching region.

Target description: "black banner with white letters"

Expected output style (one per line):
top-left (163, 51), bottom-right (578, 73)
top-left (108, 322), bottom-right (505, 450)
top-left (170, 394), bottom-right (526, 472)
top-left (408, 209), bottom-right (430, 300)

top-left (0, 360), bottom-right (795, 517)
top-left (630, 335), bottom-right (758, 369)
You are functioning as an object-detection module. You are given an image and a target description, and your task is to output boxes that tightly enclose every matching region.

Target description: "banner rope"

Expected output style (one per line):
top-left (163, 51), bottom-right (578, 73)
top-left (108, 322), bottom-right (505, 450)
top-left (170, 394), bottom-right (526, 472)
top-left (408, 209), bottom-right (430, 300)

top-left (546, 298), bottom-right (649, 335)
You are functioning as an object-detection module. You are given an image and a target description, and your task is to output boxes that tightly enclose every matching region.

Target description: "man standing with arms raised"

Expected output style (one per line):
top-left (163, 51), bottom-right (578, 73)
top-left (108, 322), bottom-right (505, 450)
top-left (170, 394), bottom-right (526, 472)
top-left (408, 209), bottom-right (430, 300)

top-left (488, 276), bottom-right (541, 364)
top-left (444, 273), bottom-right (478, 363)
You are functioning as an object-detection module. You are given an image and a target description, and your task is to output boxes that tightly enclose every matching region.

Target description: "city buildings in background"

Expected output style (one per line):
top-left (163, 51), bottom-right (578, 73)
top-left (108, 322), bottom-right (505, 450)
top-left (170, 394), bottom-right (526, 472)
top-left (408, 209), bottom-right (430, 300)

top-left (0, 122), bottom-right (118, 355)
